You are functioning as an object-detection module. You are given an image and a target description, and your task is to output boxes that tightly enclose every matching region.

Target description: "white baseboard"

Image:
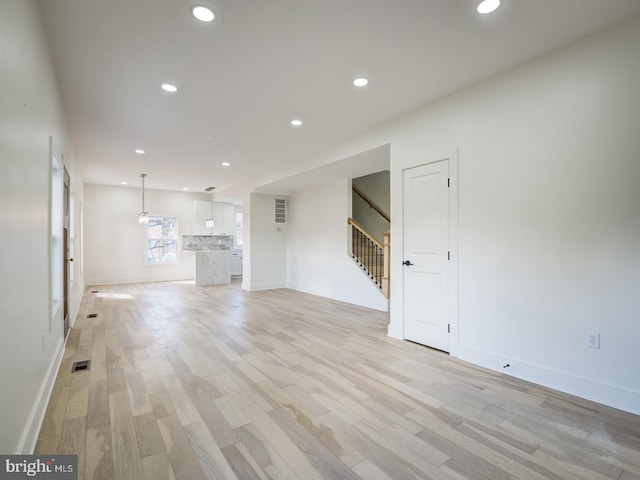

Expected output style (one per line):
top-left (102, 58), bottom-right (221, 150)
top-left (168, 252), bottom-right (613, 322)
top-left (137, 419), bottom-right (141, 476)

top-left (387, 322), bottom-right (403, 339)
top-left (246, 282), bottom-right (288, 291)
top-left (17, 337), bottom-right (65, 453)
top-left (456, 344), bottom-right (640, 416)
top-left (85, 276), bottom-right (194, 286)
top-left (68, 282), bottom-right (84, 329)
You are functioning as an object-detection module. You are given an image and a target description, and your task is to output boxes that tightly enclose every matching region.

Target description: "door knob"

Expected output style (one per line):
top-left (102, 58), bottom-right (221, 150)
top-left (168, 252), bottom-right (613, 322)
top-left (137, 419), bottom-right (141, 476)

top-left (402, 260), bottom-right (413, 266)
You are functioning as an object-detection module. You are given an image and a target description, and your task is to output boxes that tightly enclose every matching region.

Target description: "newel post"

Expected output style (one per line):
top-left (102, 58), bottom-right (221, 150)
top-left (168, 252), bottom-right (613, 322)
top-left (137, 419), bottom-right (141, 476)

top-left (382, 230), bottom-right (390, 299)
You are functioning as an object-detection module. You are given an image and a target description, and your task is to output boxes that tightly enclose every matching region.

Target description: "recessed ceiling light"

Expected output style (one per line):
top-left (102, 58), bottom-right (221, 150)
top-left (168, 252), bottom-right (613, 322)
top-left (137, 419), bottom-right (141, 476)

top-left (221, 162), bottom-right (230, 167)
top-left (182, 187), bottom-right (189, 191)
top-left (477, 0), bottom-right (500, 14)
top-left (353, 78), bottom-right (369, 87)
top-left (161, 83), bottom-right (178, 92)
top-left (206, 136), bottom-right (213, 140)
top-left (135, 149), bottom-right (145, 155)
top-left (191, 5), bottom-right (215, 22)
top-left (291, 119), bottom-right (302, 127)
top-left (120, 181), bottom-right (128, 185)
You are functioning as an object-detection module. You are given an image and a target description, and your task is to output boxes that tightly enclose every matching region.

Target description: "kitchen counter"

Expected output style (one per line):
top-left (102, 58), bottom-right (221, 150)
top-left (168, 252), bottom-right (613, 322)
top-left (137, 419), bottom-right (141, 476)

top-left (194, 251), bottom-right (231, 286)
top-left (182, 235), bottom-right (233, 286)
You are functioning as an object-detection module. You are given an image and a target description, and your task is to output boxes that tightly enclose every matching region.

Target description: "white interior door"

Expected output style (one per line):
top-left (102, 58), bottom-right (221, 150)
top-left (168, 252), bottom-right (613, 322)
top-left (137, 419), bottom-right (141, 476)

top-left (403, 159), bottom-right (450, 352)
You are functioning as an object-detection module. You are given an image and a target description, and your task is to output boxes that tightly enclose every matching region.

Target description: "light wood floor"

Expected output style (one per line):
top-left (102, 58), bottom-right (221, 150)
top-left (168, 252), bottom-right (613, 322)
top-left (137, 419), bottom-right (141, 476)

top-left (36, 280), bottom-right (640, 480)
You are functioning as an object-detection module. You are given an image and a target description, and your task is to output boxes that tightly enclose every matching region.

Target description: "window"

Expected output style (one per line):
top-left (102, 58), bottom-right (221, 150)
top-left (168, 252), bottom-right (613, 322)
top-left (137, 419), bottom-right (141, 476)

top-left (145, 216), bottom-right (177, 264)
top-left (235, 212), bottom-right (244, 246)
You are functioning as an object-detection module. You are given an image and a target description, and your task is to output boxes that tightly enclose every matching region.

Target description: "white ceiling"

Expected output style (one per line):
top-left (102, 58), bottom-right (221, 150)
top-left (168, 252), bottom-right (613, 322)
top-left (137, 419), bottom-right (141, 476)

top-left (39, 0), bottom-right (640, 200)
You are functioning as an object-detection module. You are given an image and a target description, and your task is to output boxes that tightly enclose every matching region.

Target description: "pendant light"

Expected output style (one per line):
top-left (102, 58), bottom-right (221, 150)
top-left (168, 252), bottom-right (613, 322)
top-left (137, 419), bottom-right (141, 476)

top-left (138, 173), bottom-right (149, 224)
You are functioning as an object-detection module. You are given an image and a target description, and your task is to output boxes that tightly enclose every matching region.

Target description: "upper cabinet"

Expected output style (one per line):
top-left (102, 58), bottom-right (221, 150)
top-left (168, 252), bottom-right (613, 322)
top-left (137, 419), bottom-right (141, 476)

top-left (193, 201), bottom-right (234, 236)
top-left (193, 200), bottom-right (213, 235)
top-left (213, 202), bottom-right (234, 236)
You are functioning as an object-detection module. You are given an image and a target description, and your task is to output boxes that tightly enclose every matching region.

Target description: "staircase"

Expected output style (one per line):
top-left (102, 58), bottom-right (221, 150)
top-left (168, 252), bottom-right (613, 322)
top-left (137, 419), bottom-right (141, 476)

top-left (349, 172), bottom-right (391, 298)
top-left (348, 218), bottom-right (390, 298)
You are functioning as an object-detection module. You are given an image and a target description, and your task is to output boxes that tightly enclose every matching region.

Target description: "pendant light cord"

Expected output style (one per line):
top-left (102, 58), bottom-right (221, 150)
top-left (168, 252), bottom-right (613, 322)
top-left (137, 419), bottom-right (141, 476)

top-left (140, 173), bottom-right (146, 212)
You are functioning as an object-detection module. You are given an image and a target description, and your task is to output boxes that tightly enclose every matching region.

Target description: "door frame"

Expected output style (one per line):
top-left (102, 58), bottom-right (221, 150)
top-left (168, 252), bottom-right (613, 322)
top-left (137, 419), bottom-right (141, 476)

top-left (398, 150), bottom-right (459, 356)
top-left (63, 166), bottom-right (70, 339)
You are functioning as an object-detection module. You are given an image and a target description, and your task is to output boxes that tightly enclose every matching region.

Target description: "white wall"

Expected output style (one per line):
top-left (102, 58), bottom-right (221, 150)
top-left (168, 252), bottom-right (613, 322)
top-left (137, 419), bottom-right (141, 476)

top-left (0, 0), bottom-right (84, 453)
top-left (287, 179), bottom-right (389, 311)
top-left (385, 16), bottom-right (640, 413)
top-left (243, 193), bottom-right (287, 290)
top-left (84, 184), bottom-right (211, 284)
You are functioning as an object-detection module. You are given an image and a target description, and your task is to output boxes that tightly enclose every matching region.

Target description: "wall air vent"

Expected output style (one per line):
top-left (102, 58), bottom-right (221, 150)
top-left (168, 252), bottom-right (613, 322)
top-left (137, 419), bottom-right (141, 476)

top-left (275, 198), bottom-right (286, 223)
top-left (87, 313), bottom-right (98, 318)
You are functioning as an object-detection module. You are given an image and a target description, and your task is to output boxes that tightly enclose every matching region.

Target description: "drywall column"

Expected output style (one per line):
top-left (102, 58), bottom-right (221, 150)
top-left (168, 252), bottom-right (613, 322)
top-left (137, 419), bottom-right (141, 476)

top-left (243, 193), bottom-right (287, 291)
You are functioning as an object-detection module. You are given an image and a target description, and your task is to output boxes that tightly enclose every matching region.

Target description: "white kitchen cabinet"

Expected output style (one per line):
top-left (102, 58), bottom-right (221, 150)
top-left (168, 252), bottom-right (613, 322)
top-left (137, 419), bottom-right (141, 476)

top-left (193, 201), bottom-right (213, 235)
top-left (192, 201), bottom-right (234, 236)
top-left (231, 250), bottom-right (243, 276)
top-left (213, 202), bottom-right (234, 236)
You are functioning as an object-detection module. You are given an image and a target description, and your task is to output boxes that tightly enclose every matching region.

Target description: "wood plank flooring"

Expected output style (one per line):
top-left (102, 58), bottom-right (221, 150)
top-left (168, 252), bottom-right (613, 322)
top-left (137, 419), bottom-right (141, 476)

top-left (36, 280), bottom-right (640, 479)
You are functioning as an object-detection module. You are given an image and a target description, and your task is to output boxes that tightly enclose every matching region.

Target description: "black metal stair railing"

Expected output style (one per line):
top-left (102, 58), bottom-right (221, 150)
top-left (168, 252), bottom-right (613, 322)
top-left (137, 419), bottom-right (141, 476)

top-left (353, 229), bottom-right (383, 288)
top-left (348, 218), bottom-right (385, 290)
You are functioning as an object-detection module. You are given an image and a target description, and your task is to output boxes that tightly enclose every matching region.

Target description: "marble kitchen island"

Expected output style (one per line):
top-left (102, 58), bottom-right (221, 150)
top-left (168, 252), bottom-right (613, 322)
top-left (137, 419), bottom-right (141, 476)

top-left (182, 235), bottom-right (233, 286)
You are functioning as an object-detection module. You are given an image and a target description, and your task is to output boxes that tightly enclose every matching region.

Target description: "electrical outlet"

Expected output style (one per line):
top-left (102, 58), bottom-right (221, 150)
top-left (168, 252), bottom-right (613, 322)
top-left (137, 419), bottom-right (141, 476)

top-left (587, 332), bottom-right (600, 349)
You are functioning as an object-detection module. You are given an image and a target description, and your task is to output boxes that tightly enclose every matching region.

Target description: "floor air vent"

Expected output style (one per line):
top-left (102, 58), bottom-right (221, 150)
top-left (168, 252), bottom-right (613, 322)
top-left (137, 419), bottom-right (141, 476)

top-left (71, 360), bottom-right (91, 373)
top-left (87, 313), bottom-right (98, 318)
top-left (90, 290), bottom-right (99, 293)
